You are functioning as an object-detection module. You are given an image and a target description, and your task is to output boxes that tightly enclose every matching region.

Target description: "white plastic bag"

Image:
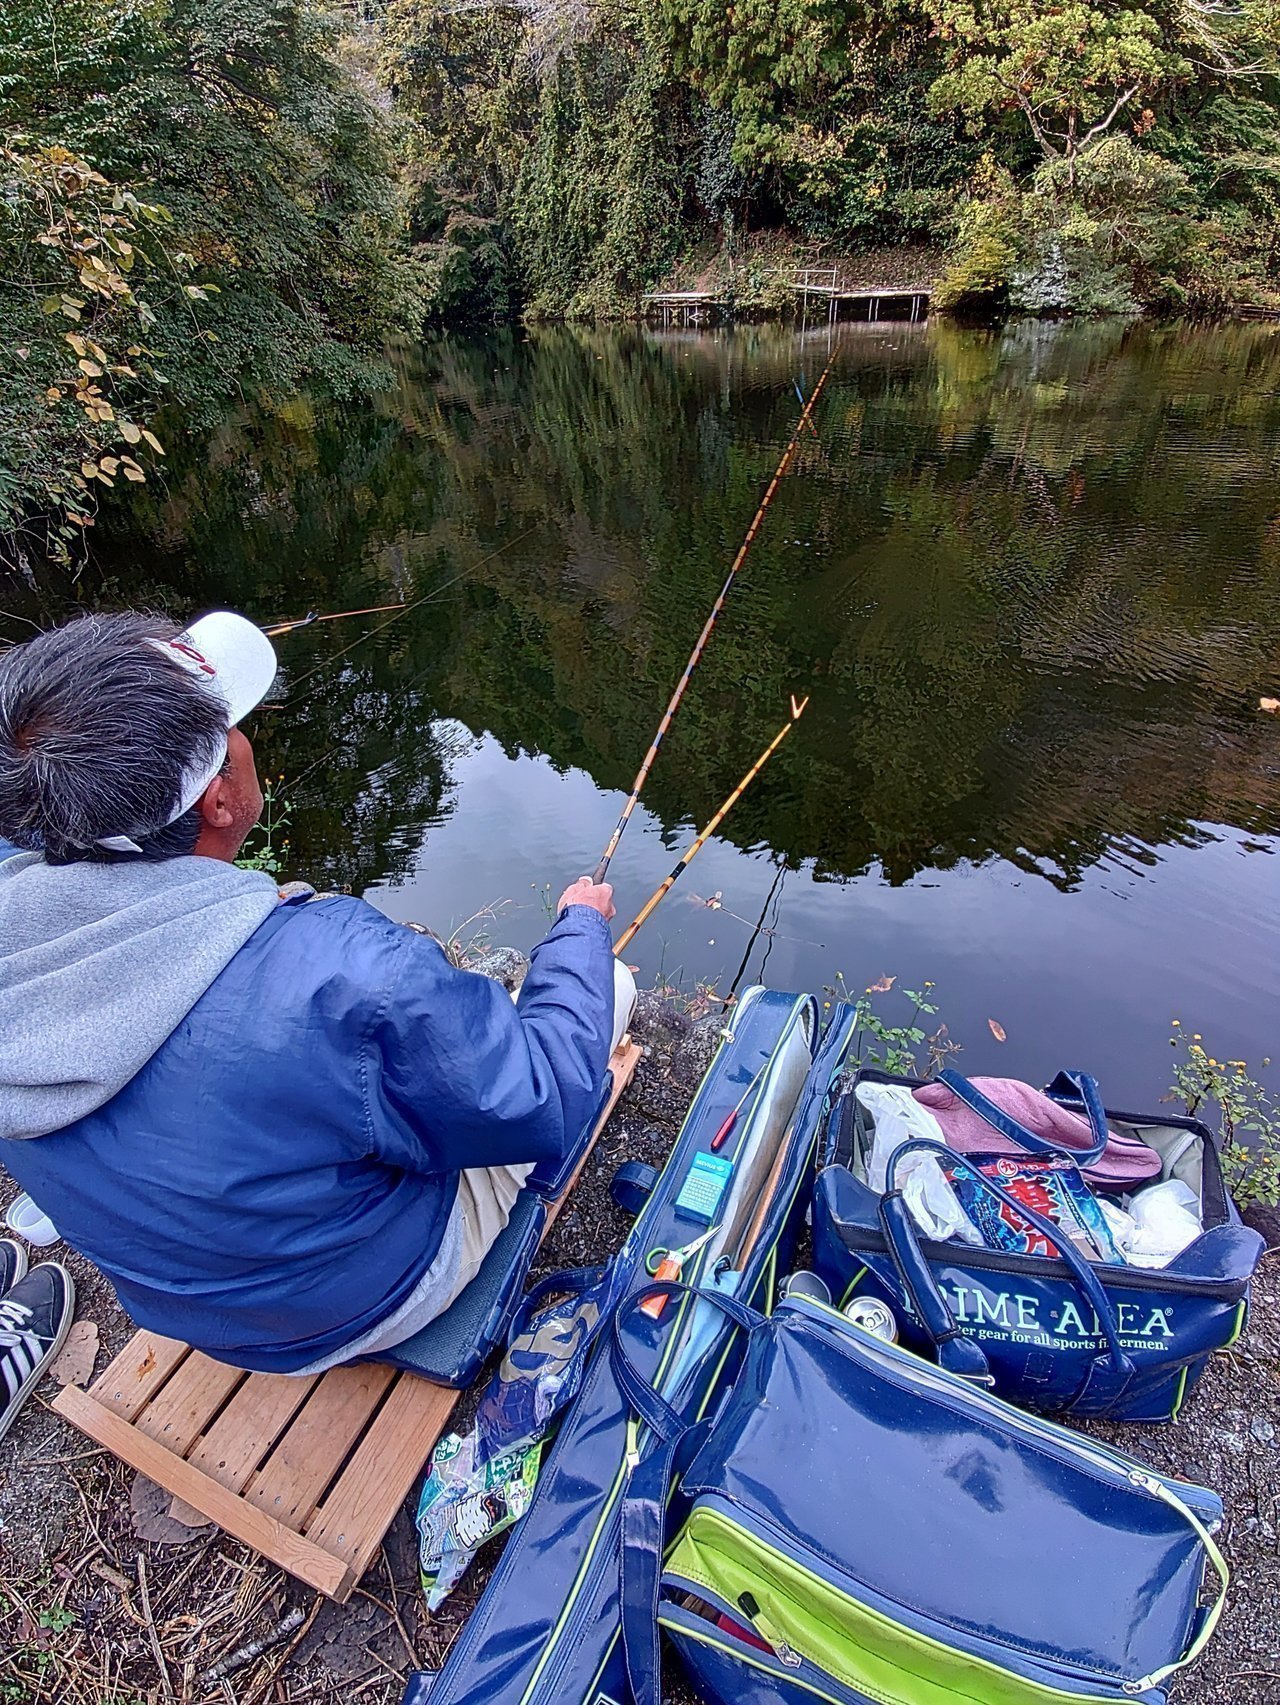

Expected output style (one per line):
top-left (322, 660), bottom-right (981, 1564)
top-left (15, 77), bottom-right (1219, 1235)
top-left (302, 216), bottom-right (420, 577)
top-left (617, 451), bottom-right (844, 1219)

top-left (855, 1081), bottom-right (983, 1246)
top-left (1099, 1179), bottom-right (1203, 1269)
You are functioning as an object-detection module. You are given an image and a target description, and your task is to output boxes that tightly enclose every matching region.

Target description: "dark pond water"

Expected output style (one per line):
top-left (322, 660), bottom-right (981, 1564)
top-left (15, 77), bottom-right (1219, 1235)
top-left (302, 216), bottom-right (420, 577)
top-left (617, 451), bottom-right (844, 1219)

top-left (22, 317), bottom-right (1280, 1103)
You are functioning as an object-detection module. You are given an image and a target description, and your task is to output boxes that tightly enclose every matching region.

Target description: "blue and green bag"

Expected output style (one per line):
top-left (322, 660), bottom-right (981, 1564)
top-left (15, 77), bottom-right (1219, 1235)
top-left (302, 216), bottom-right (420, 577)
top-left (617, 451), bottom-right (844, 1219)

top-left (616, 1289), bottom-right (1227, 1705)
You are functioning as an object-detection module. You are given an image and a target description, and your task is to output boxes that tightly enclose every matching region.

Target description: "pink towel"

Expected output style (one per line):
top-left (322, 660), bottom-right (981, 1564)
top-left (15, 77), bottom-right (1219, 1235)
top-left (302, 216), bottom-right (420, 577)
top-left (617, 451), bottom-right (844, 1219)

top-left (913, 1077), bottom-right (1161, 1187)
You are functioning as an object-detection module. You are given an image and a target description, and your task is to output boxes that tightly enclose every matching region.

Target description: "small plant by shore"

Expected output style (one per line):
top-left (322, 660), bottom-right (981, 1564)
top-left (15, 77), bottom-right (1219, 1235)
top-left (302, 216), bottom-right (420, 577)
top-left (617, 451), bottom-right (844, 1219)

top-left (1167, 1025), bottom-right (1280, 1208)
top-left (826, 973), bottom-right (960, 1078)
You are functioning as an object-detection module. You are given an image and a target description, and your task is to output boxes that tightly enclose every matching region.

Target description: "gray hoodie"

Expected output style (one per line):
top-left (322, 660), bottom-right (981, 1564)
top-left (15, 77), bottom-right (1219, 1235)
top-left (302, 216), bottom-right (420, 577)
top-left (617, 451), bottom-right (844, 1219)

top-left (0, 852), bottom-right (281, 1142)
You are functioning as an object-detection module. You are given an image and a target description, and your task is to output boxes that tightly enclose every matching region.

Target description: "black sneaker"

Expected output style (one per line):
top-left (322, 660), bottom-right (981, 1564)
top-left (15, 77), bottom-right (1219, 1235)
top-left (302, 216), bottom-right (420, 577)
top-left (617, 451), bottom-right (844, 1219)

top-left (0, 1237), bottom-right (26, 1298)
top-left (0, 1263), bottom-right (75, 1447)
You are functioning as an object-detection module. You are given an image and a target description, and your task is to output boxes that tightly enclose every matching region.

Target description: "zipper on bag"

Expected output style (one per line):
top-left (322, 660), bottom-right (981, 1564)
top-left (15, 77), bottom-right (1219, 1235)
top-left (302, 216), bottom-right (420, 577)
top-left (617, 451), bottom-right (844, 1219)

top-left (831, 1217), bottom-right (1246, 1298)
top-left (737, 1590), bottom-right (803, 1668)
top-left (660, 1598), bottom-right (871, 1705)
top-left (662, 1508), bottom-right (1145, 1704)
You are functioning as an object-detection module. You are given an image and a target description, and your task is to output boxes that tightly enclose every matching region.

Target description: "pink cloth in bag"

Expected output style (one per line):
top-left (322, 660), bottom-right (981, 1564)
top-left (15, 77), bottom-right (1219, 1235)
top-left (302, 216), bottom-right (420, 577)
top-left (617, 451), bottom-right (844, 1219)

top-left (912, 1077), bottom-right (1162, 1187)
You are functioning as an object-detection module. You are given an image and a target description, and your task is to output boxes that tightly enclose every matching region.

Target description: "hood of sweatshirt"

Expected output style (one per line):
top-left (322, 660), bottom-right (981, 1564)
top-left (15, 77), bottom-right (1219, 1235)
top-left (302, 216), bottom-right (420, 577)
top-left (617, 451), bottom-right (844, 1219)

top-left (0, 850), bottom-right (280, 1141)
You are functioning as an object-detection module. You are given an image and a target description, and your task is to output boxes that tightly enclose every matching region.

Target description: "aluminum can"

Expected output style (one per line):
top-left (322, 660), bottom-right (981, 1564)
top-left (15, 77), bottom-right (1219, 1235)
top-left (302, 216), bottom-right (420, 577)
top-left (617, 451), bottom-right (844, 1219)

top-left (842, 1298), bottom-right (898, 1342)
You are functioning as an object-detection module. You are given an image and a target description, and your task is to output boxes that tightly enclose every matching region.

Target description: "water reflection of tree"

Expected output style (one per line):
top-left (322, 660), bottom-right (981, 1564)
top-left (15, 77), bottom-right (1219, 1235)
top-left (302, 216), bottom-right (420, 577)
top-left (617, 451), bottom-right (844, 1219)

top-left (74, 318), bottom-right (1280, 893)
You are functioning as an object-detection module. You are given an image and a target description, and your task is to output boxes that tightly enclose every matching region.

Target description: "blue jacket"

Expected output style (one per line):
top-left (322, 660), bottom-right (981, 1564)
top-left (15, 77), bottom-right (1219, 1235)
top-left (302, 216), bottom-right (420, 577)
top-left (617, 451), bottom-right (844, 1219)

top-left (0, 894), bottom-right (616, 1372)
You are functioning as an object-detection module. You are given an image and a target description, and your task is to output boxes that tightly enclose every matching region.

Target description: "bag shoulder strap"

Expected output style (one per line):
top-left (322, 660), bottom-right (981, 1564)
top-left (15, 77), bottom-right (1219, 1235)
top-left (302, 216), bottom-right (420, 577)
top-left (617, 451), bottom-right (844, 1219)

top-left (937, 1067), bottom-right (1109, 1167)
top-left (610, 1282), bottom-right (766, 1705)
top-left (882, 1138), bottom-right (1135, 1409)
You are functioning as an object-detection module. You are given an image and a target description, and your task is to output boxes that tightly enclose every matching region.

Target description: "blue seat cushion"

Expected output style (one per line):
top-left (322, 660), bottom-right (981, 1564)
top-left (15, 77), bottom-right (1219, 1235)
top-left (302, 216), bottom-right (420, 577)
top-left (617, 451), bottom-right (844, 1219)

top-left (372, 1190), bottom-right (547, 1388)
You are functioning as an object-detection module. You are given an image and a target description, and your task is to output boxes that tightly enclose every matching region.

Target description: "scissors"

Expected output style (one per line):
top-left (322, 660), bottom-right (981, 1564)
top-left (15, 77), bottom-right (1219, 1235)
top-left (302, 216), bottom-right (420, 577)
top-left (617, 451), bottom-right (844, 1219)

top-left (641, 1225), bottom-right (720, 1319)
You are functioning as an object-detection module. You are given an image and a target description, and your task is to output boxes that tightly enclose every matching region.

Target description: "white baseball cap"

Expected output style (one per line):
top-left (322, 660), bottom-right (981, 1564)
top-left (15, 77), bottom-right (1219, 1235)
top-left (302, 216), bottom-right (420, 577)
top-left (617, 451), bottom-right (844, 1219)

top-left (97, 611), bottom-right (278, 853)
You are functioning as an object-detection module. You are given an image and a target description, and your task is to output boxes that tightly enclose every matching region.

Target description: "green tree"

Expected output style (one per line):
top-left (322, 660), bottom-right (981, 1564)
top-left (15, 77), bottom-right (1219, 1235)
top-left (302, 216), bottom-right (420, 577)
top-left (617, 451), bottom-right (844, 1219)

top-left (1, 0), bottom-right (424, 567)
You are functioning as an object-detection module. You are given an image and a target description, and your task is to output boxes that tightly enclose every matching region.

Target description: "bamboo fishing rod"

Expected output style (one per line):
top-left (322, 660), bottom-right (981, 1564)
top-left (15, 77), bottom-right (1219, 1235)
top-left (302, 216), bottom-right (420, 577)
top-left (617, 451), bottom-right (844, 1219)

top-left (263, 601), bottom-right (406, 637)
top-left (592, 352), bottom-right (837, 884)
top-left (613, 695), bottom-right (808, 956)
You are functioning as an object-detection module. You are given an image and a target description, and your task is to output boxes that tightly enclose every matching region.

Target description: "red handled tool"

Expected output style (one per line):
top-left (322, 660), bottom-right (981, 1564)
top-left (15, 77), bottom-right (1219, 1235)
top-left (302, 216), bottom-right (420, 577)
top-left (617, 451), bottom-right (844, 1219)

top-left (711, 1061), bottom-right (769, 1152)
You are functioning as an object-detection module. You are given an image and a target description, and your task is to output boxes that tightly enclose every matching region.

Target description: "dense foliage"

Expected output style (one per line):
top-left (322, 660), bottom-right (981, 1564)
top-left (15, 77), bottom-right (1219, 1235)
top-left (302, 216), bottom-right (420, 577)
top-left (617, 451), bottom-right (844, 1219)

top-left (7, 0), bottom-right (1280, 565)
top-left (1, 0), bottom-right (424, 565)
top-left (380, 0), bottom-right (1280, 320)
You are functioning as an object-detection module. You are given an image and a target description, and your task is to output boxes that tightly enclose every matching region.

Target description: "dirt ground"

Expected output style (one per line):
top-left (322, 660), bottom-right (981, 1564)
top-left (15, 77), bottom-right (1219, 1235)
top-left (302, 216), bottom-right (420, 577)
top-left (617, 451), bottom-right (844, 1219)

top-left (1, 984), bottom-right (1277, 1705)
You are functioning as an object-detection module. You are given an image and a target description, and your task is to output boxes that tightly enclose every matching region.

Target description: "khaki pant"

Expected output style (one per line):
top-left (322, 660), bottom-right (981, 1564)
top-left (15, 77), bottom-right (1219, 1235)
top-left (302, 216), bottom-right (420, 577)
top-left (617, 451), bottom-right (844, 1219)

top-left (442, 956), bottom-right (637, 1306)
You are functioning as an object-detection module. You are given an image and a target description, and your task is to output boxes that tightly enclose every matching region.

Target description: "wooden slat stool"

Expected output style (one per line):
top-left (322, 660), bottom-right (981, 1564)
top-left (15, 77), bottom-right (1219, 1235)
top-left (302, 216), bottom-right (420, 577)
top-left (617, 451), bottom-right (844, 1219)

top-left (54, 1038), bottom-right (641, 1601)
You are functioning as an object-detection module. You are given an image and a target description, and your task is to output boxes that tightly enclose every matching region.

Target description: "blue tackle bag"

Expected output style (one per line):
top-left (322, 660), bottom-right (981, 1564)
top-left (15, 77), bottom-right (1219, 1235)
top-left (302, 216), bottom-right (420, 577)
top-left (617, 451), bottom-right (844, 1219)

top-left (813, 1067), bottom-right (1265, 1422)
top-left (402, 988), bottom-right (859, 1705)
top-left (615, 1290), bottom-right (1227, 1705)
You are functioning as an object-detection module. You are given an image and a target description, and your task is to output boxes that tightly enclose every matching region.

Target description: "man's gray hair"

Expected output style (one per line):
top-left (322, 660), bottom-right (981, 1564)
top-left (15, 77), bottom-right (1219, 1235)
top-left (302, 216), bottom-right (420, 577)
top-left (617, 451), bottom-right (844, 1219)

top-left (0, 611), bottom-right (228, 864)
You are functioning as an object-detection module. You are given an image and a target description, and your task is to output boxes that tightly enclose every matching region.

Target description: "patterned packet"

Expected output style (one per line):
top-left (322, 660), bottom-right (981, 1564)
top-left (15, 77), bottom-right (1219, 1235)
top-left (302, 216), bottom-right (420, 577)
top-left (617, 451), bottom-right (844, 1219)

top-left (944, 1154), bottom-right (1123, 1264)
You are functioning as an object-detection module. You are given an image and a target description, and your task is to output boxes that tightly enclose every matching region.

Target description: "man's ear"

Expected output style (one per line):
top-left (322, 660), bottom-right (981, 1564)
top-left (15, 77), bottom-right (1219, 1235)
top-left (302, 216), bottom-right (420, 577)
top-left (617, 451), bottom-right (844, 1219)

top-left (198, 772), bottom-right (235, 831)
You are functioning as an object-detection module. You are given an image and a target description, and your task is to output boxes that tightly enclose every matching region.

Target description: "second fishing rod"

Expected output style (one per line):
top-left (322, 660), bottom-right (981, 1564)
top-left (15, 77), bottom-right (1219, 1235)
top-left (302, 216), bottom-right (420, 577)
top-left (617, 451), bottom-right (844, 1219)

top-left (591, 350), bottom-right (837, 885)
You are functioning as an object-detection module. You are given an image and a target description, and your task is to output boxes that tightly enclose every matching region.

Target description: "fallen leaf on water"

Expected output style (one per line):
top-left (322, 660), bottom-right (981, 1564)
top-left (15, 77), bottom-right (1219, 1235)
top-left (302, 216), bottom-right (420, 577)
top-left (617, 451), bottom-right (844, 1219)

top-left (988, 1019), bottom-right (1008, 1043)
top-left (866, 975), bottom-right (895, 994)
top-left (49, 1320), bottom-right (98, 1387)
top-left (1261, 697), bottom-right (1280, 714)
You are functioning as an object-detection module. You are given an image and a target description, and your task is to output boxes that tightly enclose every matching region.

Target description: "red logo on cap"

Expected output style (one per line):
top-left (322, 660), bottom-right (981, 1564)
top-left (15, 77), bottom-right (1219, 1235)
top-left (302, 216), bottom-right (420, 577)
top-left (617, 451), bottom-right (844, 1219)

top-left (169, 639), bottom-right (216, 678)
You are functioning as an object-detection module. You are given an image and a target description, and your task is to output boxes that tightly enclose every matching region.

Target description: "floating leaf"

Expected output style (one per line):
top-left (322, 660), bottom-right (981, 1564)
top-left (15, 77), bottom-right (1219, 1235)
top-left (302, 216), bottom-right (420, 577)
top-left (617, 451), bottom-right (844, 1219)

top-left (988, 1019), bottom-right (1007, 1043)
top-left (866, 974), bottom-right (895, 994)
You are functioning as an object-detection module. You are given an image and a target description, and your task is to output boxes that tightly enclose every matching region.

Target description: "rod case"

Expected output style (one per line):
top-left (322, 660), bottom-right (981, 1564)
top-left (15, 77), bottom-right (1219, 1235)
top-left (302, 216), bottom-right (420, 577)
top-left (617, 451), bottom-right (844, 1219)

top-left (403, 987), bottom-right (858, 1705)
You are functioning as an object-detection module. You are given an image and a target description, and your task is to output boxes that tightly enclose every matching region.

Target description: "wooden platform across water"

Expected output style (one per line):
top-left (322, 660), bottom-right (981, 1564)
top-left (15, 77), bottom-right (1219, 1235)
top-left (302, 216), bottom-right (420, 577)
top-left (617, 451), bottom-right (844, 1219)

top-left (53, 1037), bottom-right (642, 1602)
top-left (641, 280), bottom-right (930, 325)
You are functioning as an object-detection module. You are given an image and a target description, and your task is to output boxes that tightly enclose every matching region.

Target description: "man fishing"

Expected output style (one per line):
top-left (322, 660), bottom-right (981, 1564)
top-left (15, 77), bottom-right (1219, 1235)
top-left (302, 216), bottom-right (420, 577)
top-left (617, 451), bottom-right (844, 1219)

top-left (0, 609), bottom-right (634, 1434)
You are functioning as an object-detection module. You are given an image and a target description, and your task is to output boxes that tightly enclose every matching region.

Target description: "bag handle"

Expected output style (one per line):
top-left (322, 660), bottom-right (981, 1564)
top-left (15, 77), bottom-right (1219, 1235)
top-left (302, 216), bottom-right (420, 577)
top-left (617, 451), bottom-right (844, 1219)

top-left (880, 1139), bottom-right (1135, 1407)
top-left (935, 1067), bottom-right (1110, 1167)
top-left (1123, 1473), bottom-right (1230, 1696)
top-left (504, 1262), bottom-right (614, 1351)
top-left (611, 1281), bottom-right (766, 1705)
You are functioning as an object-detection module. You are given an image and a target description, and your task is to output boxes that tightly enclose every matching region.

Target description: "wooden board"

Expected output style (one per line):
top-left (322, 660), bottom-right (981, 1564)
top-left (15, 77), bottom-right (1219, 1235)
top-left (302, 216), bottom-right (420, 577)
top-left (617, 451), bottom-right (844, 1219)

top-left (52, 1037), bottom-right (641, 1602)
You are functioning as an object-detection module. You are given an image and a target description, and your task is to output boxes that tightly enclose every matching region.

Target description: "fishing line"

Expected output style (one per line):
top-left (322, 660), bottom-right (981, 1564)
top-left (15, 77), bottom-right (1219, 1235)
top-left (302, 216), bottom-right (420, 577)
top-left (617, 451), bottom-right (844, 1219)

top-left (276, 526), bottom-right (538, 704)
top-left (592, 351), bottom-right (838, 885)
top-left (614, 695), bottom-right (809, 955)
